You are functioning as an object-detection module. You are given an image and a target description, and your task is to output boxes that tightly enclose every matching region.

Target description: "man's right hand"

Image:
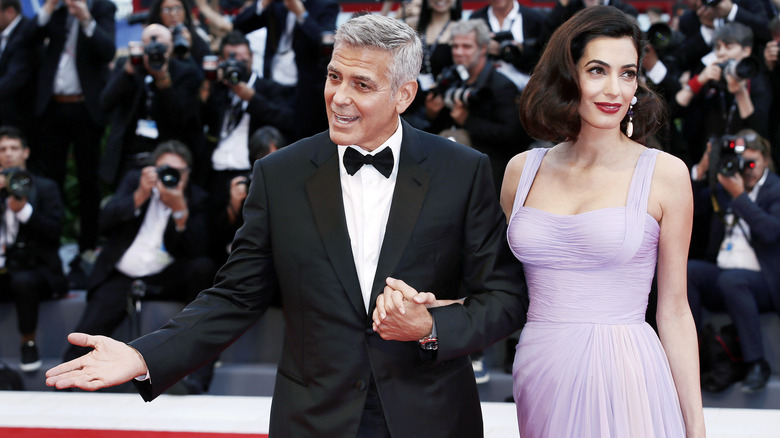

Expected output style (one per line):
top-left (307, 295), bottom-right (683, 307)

top-left (45, 333), bottom-right (149, 391)
top-left (134, 165), bottom-right (158, 208)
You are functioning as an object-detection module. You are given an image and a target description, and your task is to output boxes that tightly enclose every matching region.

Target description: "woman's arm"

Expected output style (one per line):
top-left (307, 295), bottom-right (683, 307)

top-left (653, 152), bottom-right (706, 438)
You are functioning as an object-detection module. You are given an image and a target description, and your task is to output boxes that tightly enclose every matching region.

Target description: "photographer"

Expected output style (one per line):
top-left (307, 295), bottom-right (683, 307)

top-left (424, 19), bottom-right (527, 195)
top-left (201, 31), bottom-right (295, 225)
top-left (100, 24), bottom-right (201, 188)
top-left (687, 129), bottom-right (780, 393)
top-left (0, 126), bottom-right (66, 373)
top-left (145, 0), bottom-right (212, 69)
top-left (63, 141), bottom-right (214, 390)
top-left (677, 22), bottom-right (770, 168)
top-left (469, 0), bottom-right (549, 91)
top-left (764, 16), bottom-right (780, 170)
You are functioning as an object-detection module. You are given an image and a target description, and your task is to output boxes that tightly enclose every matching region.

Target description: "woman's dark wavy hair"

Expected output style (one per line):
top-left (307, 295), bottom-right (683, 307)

top-left (146, 0), bottom-right (195, 30)
top-left (416, 0), bottom-right (463, 34)
top-left (519, 6), bottom-right (666, 145)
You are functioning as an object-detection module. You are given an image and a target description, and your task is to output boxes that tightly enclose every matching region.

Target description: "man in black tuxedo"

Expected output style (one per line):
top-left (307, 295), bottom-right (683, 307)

top-left (32, 0), bottom-right (115, 265)
top-left (0, 126), bottom-right (67, 373)
top-left (233, 0), bottom-right (339, 140)
top-left (99, 24), bottom-right (201, 189)
top-left (0, 0), bottom-right (35, 141)
top-left (46, 15), bottom-right (528, 438)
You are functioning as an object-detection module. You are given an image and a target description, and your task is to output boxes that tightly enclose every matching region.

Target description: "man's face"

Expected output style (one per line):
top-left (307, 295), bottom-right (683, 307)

top-left (155, 152), bottom-right (189, 189)
top-left (324, 44), bottom-right (416, 152)
top-left (221, 43), bottom-right (253, 71)
top-left (0, 7), bottom-right (16, 31)
top-left (451, 31), bottom-right (486, 76)
top-left (740, 147), bottom-right (768, 191)
top-left (0, 136), bottom-right (29, 169)
top-left (714, 40), bottom-right (751, 63)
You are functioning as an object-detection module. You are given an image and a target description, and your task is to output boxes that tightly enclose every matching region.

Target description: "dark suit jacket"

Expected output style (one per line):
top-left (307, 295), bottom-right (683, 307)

top-left (233, 0), bottom-right (339, 139)
top-left (469, 4), bottom-right (549, 74)
top-left (0, 16), bottom-right (35, 131)
top-left (679, 0), bottom-right (770, 46)
top-left (130, 120), bottom-right (528, 437)
top-left (33, 0), bottom-right (116, 124)
top-left (695, 171), bottom-right (780, 312)
top-left (547, 0), bottom-right (637, 31)
top-left (99, 56), bottom-right (201, 186)
top-left (88, 169), bottom-right (210, 292)
top-left (12, 173), bottom-right (67, 296)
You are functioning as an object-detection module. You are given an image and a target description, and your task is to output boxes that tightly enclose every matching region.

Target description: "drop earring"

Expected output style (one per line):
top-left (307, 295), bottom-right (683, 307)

top-left (626, 95), bottom-right (637, 138)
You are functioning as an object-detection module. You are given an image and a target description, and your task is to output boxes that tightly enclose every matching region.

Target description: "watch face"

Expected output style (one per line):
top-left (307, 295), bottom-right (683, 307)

top-left (420, 339), bottom-right (438, 351)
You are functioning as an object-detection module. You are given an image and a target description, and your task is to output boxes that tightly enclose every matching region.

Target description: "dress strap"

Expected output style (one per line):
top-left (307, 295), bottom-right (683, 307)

top-left (510, 148), bottom-right (549, 219)
top-left (604, 148), bottom-right (660, 266)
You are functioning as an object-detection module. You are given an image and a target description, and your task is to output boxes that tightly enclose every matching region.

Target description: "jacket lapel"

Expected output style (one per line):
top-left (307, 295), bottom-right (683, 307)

top-left (368, 122), bottom-right (430, 314)
top-left (305, 142), bottom-right (366, 317)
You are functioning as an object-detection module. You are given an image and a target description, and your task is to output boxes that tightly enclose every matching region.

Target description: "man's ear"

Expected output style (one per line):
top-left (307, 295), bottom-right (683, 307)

top-left (395, 80), bottom-right (418, 115)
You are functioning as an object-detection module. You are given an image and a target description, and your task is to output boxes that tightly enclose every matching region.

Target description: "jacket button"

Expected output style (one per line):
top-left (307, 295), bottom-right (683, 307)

top-left (355, 380), bottom-right (367, 391)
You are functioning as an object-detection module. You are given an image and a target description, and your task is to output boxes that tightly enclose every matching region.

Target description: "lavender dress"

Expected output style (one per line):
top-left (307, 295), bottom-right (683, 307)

top-left (507, 148), bottom-right (685, 437)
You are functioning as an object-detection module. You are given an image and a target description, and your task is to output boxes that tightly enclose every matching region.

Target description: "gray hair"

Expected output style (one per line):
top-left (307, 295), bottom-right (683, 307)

top-left (450, 19), bottom-right (492, 49)
top-left (334, 14), bottom-right (422, 95)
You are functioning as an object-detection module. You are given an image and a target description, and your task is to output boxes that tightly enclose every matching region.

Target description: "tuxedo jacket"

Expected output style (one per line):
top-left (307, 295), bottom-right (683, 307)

top-left (0, 16), bottom-right (35, 130)
top-left (694, 171), bottom-right (780, 312)
top-left (11, 173), bottom-right (67, 296)
top-left (130, 120), bottom-right (528, 437)
top-left (99, 56), bottom-right (201, 186)
top-left (469, 4), bottom-right (549, 74)
top-left (679, 0), bottom-right (770, 46)
top-left (88, 169), bottom-right (210, 293)
top-left (33, 0), bottom-right (116, 124)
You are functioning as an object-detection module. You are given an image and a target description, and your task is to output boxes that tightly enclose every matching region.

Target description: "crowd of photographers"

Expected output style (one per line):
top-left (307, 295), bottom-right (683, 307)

top-left (0, 0), bottom-right (778, 396)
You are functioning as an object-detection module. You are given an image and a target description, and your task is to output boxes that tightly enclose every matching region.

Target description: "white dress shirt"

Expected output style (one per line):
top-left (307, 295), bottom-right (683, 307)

top-left (115, 188), bottom-right (174, 278)
top-left (717, 168), bottom-right (768, 271)
top-left (338, 120), bottom-right (403, 312)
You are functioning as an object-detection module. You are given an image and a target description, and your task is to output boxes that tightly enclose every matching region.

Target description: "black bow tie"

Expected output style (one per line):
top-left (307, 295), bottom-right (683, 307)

top-left (343, 147), bottom-right (394, 178)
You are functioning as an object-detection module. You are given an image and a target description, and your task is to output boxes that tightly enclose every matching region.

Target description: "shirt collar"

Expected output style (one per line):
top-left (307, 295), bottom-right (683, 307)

top-left (2, 15), bottom-right (22, 39)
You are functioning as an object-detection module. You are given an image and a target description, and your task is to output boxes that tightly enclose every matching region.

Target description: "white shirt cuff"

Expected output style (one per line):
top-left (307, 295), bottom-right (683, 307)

top-left (37, 9), bottom-right (52, 26)
top-left (728, 4), bottom-right (738, 22)
top-left (82, 19), bottom-right (96, 37)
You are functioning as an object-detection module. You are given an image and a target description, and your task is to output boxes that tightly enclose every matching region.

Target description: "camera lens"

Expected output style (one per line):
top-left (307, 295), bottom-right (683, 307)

top-left (156, 165), bottom-right (181, 188)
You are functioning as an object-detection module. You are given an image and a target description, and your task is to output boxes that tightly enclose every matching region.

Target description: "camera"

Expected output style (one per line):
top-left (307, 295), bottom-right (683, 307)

top-left (709, 135), bottom-right (756, 177)
top-left (238, 172), bottom-right (252, 188)
top-left (171, 24), bottom-right (190, 57)
top-left (0, 167), bottom-right (33, 199)
top-left (431, 64), bottom-right (483, 108)
top-left (144, 35), bottom-right (168, 71)
top-left (492, 31), bottom-right (523, 66)
top-left (156, 165), bottom-right (181, 188)
top-left (703, 0), bottom-right (721, 6)
top-left (646, 23), bottom-right (682, 60)
top-left (218, 53), bottom-right (249, 85)
top-left (717, 57), bottom-right (759, 82)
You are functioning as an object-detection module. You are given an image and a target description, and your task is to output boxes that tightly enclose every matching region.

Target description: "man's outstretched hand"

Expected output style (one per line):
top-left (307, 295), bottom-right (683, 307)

top-left (45, 333), bottom-right (149, 391)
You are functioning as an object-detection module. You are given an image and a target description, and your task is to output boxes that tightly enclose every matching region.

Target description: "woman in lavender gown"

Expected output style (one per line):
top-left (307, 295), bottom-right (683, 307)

top-left (374, 6), bottom-right (706, 437)
top-left (498, 6), bottom-right (705, 436)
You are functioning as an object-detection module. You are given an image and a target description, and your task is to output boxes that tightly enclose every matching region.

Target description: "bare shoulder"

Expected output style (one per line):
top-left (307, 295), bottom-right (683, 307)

top-left (649, 150), bottom-right (693, 222)
top-left (652, 150), bottom-right (691, 191)
top-left (500, 150), bottom-right (534, 218)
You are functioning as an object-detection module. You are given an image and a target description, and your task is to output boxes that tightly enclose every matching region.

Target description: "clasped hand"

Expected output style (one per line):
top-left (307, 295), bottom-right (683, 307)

top-left (372, 277), bottom-right (449, 342)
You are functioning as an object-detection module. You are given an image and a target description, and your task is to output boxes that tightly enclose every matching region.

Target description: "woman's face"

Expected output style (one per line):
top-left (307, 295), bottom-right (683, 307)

top-left (576, 36), bottom-right (638, 134)
top-left (428, 0), bottom-right (456, 14)
top-left (160, 0), bottom-right (185, 27)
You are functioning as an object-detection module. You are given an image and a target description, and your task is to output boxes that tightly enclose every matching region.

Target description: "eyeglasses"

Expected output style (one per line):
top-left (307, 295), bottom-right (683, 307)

top-left (161, 5), bottom-right (183, 14)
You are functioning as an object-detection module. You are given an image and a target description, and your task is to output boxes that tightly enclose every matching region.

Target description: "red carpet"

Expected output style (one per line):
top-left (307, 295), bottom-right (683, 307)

top-left (1, 428), bottom-right (267, 437)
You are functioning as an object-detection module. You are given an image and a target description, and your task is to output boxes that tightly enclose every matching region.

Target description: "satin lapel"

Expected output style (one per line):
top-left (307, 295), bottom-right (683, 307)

top-left (305, 147), bottom-right (366, 317)
top-left (368, 126), bottom-right (430, 313)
